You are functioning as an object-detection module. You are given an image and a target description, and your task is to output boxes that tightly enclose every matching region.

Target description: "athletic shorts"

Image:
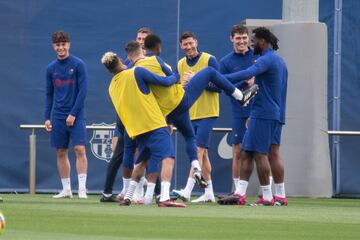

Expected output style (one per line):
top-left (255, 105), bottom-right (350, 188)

top-left (241, 118), bottom-right (278, 155)
top-left (231, 117), bottom-right (248, 145)
top-left (271, 122), bottom-right (284, 145)
top-left (122, 131), bottom-right (136, 169)
top-left (51, 118), bottom-right (87, 148)
top-left (135, 148), bottom-right (158, 173)
top-left (136, 127), bottom-right (174, 171)
top-left (191, 117), bottom-right (217, 148)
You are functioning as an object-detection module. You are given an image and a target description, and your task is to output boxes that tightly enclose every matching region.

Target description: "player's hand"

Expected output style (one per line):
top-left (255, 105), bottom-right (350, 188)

top-left (182, 70), bottom-right (195, 86)
top-left (44, 120), bottom-right (52, 132)
top-left (66, 115), bottom-right (76, 127)
top-left (246, 77), bottom-right (255, 86)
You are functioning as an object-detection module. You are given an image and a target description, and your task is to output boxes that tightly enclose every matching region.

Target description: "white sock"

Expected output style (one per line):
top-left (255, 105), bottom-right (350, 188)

top-left (261, 184), bottom-right (273, 201)
top-left (124, 180), bottom-right (137, 200)
top-left (270, 176), bottom-right (273, 186)
top-left (231, 88), bottom-right (243, 100)
top-left (135, 177), bottom-right (145, 197)
top-left (121, 178), bottom-right (131, 195)
top-left (183, 178), bottom-right (196, 196)
top-left (78, 174), bottom-right (87, 190)
top-left (160, 181), bottom-right (171, 202)
top-left (144, 182), bottom-right (156, 199)
top-left (204, 180), bottom-right (214, 196)
top-left (274, 183), bottom-right (286, 198)
top-left (233, 178), bottom-right (240, 193)
top-left (236, 180), bottom-right (248, 196)
top-left (191, 160), bottom-right (202, 171)
top-left (61, 178), bottom-right (71, 191)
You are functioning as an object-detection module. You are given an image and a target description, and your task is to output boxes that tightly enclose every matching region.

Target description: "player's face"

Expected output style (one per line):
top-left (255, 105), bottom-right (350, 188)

top-left (231, 33), bottom-right (249, 54)
top-left (180, 37), bottom-right (198, 58)
top-left (251, 35), bottom-right (262, 55)
top-left (136, 32), bottom-right (148, 47)
top-left (53, 42), bottom-right (70, 60)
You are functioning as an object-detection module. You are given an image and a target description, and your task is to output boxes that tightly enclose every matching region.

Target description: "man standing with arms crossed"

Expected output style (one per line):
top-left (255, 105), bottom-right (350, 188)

top-left (45, 31), bottom-right (88, 199)
top-left (219, 24), bottom-right (255, 196)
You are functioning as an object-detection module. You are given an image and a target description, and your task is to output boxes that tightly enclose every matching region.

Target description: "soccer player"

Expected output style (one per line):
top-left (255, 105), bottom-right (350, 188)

top-left (124, 27), bottom-right (153, 66)
top-left (173, 31), bottom-right (221, 203)
top-left (45, 31), bottom-right (88, 199)
top-left (268, 55), bottom-right (288, 206)
top-left (218, 27), bottom-right (285, 206)
top-left (122, 27), bottom-right (153, 201)
top-left (100, 27), bottom-right (153, 203)
top-left (102, 52), bottom-right (185, 207)
top-left (219, 24), bottom-right (256, 197)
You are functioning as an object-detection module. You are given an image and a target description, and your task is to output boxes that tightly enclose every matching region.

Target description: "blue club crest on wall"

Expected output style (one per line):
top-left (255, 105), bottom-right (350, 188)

top-left (89, 123), bottom-right (116, 163)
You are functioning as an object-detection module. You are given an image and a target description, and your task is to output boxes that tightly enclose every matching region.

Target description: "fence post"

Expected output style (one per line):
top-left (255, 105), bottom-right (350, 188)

top-left (29, 128), bottom-right (36, 194)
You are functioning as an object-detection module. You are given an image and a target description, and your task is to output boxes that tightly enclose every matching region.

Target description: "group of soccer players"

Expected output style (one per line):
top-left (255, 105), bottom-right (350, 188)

top-left (45, 23), bottom-right (287, 207)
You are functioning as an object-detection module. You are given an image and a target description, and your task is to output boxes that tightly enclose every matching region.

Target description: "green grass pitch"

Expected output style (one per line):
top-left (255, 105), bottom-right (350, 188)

top-left (0, 194), bottom-right (359, 239)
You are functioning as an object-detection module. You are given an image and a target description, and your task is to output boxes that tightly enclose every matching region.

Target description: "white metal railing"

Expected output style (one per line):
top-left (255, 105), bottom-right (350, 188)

top-left (19, 124), bottom-right (231, 194)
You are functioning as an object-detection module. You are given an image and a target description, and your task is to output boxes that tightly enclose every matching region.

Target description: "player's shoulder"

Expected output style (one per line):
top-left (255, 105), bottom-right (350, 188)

top-left (177, 56), bottom-right (187, 66)
top-left (201, 51), bottom-right (215, 59)
top-left (69, 55), bottom-right (86, 66)
top-left (178, 56), bottom-right (186, 62)
top-left (46, 59), bottom-right (58, 70)
top-left (220, 51), bottom-right (234, 63)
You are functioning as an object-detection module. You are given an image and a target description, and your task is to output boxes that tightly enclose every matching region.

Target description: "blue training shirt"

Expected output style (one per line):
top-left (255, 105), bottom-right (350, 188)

top-left (45, 54), bottom-right (87, 120)
top-left (225, 48), bottom-right (282, 121)
top-left (220, 48), bottom-right (256, 118)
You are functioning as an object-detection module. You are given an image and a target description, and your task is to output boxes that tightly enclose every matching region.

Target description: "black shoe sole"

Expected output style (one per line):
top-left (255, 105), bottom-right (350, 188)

top-left (239, 84), bottom-right (259, 106)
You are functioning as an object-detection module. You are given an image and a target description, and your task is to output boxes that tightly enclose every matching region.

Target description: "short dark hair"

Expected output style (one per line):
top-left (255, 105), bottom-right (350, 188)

top-left (125, 41), bottom-right (142, 55)
top-left (253, 27), bottom-right (279, 50)
top-left (144, 34), bottom-right (162, 50)
top-left (179, 31), bottom-right (196, 43)
top-left (52, 31), bottom-right (70, 43)
top-left (137, 27), bottom-right (153, 35)
top-left (231, 24), bottom-right (248, 37)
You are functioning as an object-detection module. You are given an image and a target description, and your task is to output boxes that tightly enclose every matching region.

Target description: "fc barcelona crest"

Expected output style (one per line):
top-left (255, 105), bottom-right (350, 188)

top-left (89, 123), bottom-right (116, 163)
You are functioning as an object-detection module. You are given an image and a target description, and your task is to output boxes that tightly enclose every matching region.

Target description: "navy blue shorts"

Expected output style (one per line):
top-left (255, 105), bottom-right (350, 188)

top-left (51, 118), bottom-right (87, 148)
top-left (123, 131), bottom-right (136, 169)
top-left (191, 117), bottom-right (217, 148)
top-left (136, 127), bottom-right (174, 172)
top-left (231, 117), bottom-right (247, 145)
top-left (241, 118), bottom-right (278, 155)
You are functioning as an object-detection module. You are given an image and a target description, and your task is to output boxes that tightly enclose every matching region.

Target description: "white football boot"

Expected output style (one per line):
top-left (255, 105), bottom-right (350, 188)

top-left (53, 189), bottom-right (73, 199)
top-left (78, 188), bottom-right (88, 199)
top-left (191, 194), bottom-right (215, 203)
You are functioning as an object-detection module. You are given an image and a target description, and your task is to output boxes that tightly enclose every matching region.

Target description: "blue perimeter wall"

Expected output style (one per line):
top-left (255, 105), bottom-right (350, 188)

top-left (0, 0), bottom-right (358, 196)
